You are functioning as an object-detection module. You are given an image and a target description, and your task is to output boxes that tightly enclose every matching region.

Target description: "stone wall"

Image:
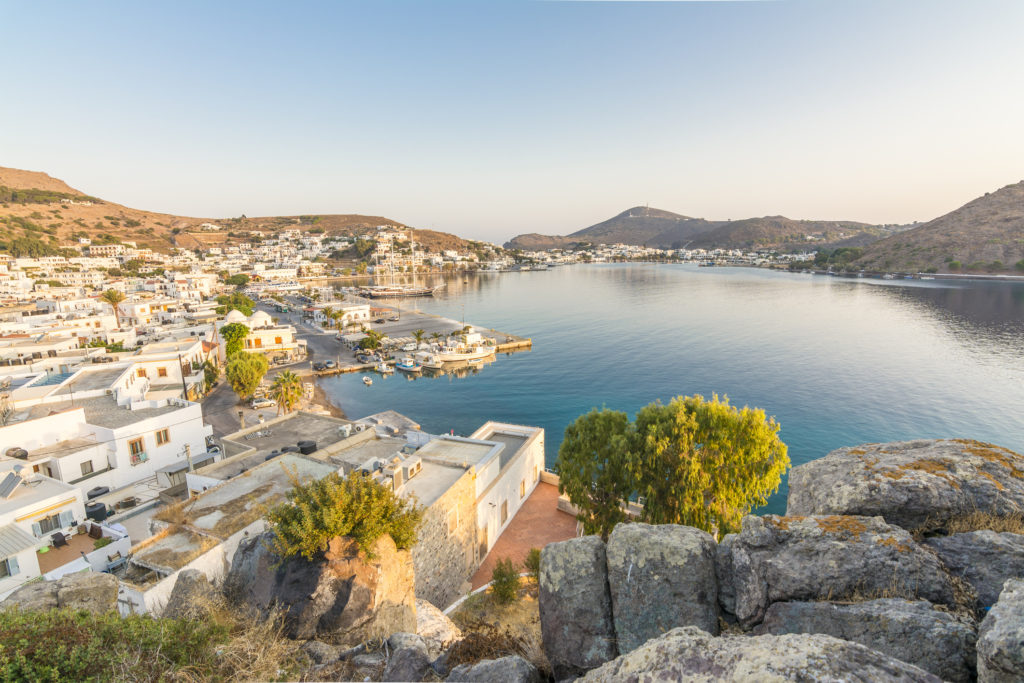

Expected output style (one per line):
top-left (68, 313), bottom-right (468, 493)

top-left (412, 467), bottom-right (478, 609)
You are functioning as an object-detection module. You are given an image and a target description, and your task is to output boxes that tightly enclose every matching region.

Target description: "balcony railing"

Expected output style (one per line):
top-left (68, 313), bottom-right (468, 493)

top-left (130, 452), bottom-right (148, 466)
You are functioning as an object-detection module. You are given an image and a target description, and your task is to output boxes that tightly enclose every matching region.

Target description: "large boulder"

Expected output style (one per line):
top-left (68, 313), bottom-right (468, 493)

top-left (382, 645), bottom-right (431, 682)
top-left (1, 572), bottom-right (118, 614)
top-left (977, 578), bottom-right (1024, 683)
top-left (162, 569), bottom-right (219, 620)
top-left (787, 439), bottom-right (1024, 532)
top-left (606, 522), bottom-right (718, 653)
top-left (755, 599), bottom-right (977, 682)
top-left (225, 531), bottom-right (415, 644)
top-left (447, 655), bottom-right (540, 682)
top-left (538, 536), bottom-right (617, 680)
top-left (416, 598), bottom-right (462, 659)
top-left (579, 625), bottom-right (940, 682)
top-left (925, 531), bottom-right (1024, 608)
top-left (717, 515), bottom-right (956, 628)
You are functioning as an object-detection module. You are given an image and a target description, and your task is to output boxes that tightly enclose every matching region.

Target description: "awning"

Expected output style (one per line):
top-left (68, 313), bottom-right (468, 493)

top-left (0, 523), bottom-right (37, 558)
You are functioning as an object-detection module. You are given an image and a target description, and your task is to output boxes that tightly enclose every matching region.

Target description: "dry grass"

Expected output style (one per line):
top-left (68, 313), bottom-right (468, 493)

top-left (944, 510), bottom-right (1024, 535)
top-left (449, 583), bottom-right (549, 677)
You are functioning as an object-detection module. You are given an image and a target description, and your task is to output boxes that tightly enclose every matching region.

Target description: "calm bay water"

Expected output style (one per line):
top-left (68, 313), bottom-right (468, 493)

top-left (320, 264), bottom-right (1024, 513)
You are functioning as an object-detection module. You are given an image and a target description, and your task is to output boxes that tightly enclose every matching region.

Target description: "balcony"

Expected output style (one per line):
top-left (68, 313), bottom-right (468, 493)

top-left (130, 452), bottom-right (149, 466)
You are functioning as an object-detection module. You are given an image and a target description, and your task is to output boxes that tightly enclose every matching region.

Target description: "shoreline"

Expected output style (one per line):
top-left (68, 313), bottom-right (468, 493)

top-left (311, 377), bottom-right (347, 420)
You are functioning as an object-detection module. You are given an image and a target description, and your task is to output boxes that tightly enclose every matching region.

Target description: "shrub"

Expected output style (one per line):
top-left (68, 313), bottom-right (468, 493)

top-left (1016, 259), bottom-right (1024, 272)
top-left (266, 470), bottom-right (422, 560)
top-left (490, 558), bottom-right (521, 604)
top-left (524, 548), bottom-right (541, 583)
top-left (948, 260), bottom-right (962, 270)
top-left (93, 536), bottom-right (113, 549)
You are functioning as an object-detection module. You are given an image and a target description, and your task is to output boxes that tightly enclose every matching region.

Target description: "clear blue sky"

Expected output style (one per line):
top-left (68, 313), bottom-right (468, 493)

top-left (3, 1), bottom-right (1023, 242)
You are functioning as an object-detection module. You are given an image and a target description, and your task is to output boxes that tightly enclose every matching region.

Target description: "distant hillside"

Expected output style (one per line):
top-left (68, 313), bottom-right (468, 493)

top-left (507, 205), bottom-right (900, 251)
top-left (853, 181), bottom-right (1024, 273)
top-left (0, 166), bottom-right (474, 255)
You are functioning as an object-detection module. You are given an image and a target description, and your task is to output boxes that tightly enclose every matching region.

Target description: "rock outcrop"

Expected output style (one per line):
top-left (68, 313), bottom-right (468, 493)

top-left (925, 531), bottom-right (1024, 608)
top-left (755, 599), bottom-right (977, 682)
top-left (447, 655), bottom-right (541, 682)
top-left (606, 522), bottom-right (719, 653)
top-left (415, 598), bottom-right (462, 659)
top-left (538, 536), bottom-right (618, 680)
top-left (1, 572), bottom-right (119, 614)
top-left (716, 515), bottom-right (956, 628)
top-left (977, 578), bottom-right (1024, 683)
top-left (162, 569), bottom-right (219, 620)
top-left (787, 439), bottom-right (1024, 532)
top-left (579, 625), bottom-right (941, 682)
top-left (226, 531), bottom-right (416, 644)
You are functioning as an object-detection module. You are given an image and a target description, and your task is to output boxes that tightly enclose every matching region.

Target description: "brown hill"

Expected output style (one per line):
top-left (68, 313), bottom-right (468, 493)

top-left (853, 181), bottom-right (1024, 273)
top-left (0, 166), bottom-right (472, 254)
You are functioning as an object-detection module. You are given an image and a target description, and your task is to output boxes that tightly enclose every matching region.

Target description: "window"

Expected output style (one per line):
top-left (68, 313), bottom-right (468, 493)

top-left (520, 479), bottom-right (526, 499)
top-left (447, 508), bottom-right (459, 536)
top-left (136, 368), bottom-right (147, 378)
top-left (274, 336), bottom-right (282, 345)
top-left (128, 437), bottom-right (147, 465)
top-left (500, 500), bottom-right (508, 524)
top-left (253, 338), bottom-right (262, 348)
top-left (157, 367), bottom-right (168, 377)
top-left (155, 428), bottom-right (170, 446)
top-left (80, 460), bottom-right (94, 476)
top-left (36, 512), bottom-right (62, 535)
top-left (0, 556), bottom-right (20, 578)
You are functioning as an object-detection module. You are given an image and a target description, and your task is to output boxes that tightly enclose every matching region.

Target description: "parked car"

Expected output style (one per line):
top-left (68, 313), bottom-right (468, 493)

top-left (251, 397), bottom-right (276, 409)
top-left (324, 360), bottom-right (337, 369)
top-left (402, 343), bottom-right (417, 352)
top-left (374, 318), bottom-right (386, 324)
top-left (312, 361), bottom-right (325, 371)
top-left (389, 315), bottom-right (400, 322)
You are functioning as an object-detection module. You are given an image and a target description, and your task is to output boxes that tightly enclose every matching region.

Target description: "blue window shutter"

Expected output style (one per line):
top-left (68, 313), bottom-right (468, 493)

top-left (7, 556), bottom-right (18, 575)
top-left (31, 522), bottom-right (42, 537)
top-left (59, 510), bottom-right (74, 527)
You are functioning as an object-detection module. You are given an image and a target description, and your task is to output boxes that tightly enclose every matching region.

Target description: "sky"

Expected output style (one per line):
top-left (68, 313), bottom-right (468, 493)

top-left (2, 0), bottom-right (1023, 242)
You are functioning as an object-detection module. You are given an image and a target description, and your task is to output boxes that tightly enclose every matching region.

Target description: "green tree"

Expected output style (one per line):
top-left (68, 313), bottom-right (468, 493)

top-left (356, 261), bottom-right (368, 275)
top-left (555, 408), bottom-right (635, 541)
top-left (224, 351), bottom-right (268, 401)
top-left (358, 329), bottom-right (385, 350)
top-left (224, 273), bottom-right (250, 287)
top-left (320, 306), bottom-right (335, 329)
top-left (631, 394), bottom-right (789, 538)
top-left (219, 323), bottom-right (250, 358)
top-left (99, 289), bottom-right (126, 328)
top-left (270, 370), bottom-right (303, 415)
top-left (202, 359), bottom-right (219, 392)
top-left (266, 469), bottom-right (422, 560)
top-left (490, 558), bottom-right (521, 605)
top-left (412, 329), bottom-right (425, 346)
top-left (215, 292), bottom-right (255, 316)
top-left (1015, 259), bottom-right (1024, 272)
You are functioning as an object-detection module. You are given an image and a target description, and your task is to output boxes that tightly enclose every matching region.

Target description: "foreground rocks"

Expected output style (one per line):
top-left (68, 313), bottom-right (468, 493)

top-left (538, 536), bottom-right (618, 680)
top-left (755, 599), bottom-right (977, 682)
top-left (415, 598), bottom-right (462, 659)
top-left (226, 531), bottom-right (416, 644)
top-left (787, 439), bottom-right (1024, 532)
top-left (977, 579), bottom-right (1024, 682)
top-left (579, 625), bottom-right (941, 682)
top-left (162, 569), bottom-right (219, 620)
top-left (606, 522), bottom-right (719, 652)
top-left (717, 514), bottom-right (957, 628)
top-left (447, 655), bottom-right (540, 682)
top-left (925, 530), bottom-right (1024, 608)
top-left (1, 572), bottom-right (119, 614)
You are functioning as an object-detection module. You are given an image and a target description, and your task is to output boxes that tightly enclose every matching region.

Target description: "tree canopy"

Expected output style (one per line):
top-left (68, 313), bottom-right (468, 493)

top-left (215, 292), bottom-right (255, 316)
top-left (555, 394), bottom-right (789, 540)
top-left (219, 323), bottom-right (250, 357)
top-left (270, 370), bottom-right (303, 415)
top-left (224, 351), bottom-right (267, 400)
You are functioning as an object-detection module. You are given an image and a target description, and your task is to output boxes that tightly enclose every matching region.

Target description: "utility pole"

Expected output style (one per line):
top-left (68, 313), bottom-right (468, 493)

top-left (184, 444), bottom-right (194, 472)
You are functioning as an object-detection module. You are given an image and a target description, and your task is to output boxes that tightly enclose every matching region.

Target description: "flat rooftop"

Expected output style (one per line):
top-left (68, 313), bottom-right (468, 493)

top-left (401, 460), bottom-right (468, 507)
top-left (0, 469), bottom-right (77, 519)
top-left (324, 435), bottom-right (408, 470)
top-left (29, 396), bottom-right (186, 430)
top-left (416, 437), bottom-right (499, 469)
top-left (48, 367), bottom-right (125, 395)
top-left (486, 432), bottom-right (528, 471)
top-left (27, 436), bottom-right (99, 461)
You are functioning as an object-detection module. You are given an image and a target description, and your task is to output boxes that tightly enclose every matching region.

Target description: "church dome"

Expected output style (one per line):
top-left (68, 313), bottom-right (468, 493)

top-left (224, 309), bottom-right (247, 324)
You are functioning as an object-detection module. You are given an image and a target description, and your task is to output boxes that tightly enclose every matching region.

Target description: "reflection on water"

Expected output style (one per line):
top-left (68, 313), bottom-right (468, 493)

top-left (320, 264), bottom-right (1024, 513)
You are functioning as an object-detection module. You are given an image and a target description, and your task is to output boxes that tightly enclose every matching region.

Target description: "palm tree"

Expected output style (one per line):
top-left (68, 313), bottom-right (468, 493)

top-left (413, 329), bottom-right (425, 347)
top-left (331, 309), bottom-right (344, 333)
top-left (270, 370), bottom-right (303, 415)
top-left (320, 306), bottom-right (334, 330)
top-left (100, 289), bottom-right (126, 328)
top-left (430, 331), bottom-right (441, 345)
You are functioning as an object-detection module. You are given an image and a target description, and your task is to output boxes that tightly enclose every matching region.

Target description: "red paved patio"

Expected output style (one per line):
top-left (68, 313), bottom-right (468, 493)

top-left (471, 481), bottom-right (578, 589)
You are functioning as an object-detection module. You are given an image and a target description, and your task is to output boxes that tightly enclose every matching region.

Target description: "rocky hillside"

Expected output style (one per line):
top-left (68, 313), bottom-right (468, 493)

top-left (505, 206), bottom-right (906, 252)
top-left (853, 181), bottom-right (1024, 273)
top-left (0, 166), bottom-right (474, 254)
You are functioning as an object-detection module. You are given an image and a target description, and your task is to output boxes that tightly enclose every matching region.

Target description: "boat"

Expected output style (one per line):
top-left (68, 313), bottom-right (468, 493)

top-left (436, 342), bottom-right (496, 362)
top-left (920, 276), bottom-right (936, 280)
top-left (415, 351), bottom-right (444, 369)
top-left (362, 376), bottom-right (373, 385)
top-left (395, 356), bottom-right (422, 373)
top-left (376, 362), bottom-right (393, 374)
top-left (467, 358), bottom-right (483, 366)
top-left (357, 284), bottom-right (441, 299)
top-left (882, 273), bottom-right (896, 280)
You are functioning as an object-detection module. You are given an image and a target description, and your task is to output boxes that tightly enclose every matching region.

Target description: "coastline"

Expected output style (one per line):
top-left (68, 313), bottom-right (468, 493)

top-left (311, 377), bottom-right (347, 420)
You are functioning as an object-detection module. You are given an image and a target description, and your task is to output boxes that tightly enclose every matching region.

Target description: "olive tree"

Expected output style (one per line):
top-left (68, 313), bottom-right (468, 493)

top-left (219, 323), bottom-right (249, 358)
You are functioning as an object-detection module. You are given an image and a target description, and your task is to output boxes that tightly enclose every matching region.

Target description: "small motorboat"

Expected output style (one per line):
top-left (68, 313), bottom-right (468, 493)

top-left (467, 357), bottom-right (483, 366)
top-left (376, 362), bottom-right (394, 374)
top-left (362, 376), bottom-right (373, 386)
top-left (395, 356), bottom-right (422, 373)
